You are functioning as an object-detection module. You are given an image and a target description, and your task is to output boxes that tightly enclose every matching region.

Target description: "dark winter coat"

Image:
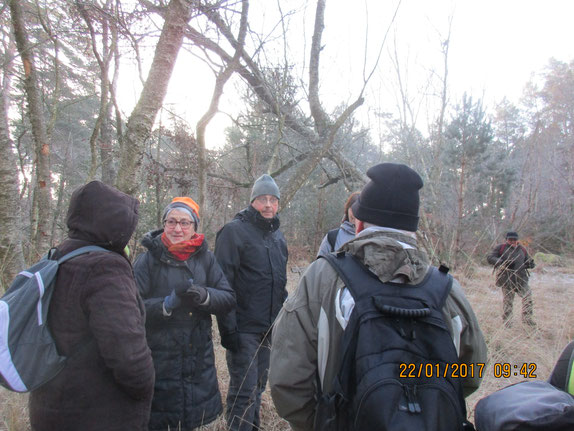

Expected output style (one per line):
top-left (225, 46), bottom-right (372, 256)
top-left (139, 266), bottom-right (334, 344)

top-left (29, 181), bottom-right (155, 431)
top-left (487, 242), bottom-right (535, 288)
top-left (214, 205), bottom-right (288, 335)
top-left (134, 229), bottom-right (235, 431)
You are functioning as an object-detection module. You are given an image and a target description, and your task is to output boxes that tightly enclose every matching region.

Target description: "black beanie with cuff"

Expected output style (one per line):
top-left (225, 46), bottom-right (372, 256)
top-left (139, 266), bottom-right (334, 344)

top-left (351, 162), bottom-right (423, 232)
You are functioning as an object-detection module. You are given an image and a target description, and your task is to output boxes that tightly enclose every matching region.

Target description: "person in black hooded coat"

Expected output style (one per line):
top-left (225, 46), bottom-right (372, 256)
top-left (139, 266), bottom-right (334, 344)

top-left (134, 196), bottom-right (235, 431)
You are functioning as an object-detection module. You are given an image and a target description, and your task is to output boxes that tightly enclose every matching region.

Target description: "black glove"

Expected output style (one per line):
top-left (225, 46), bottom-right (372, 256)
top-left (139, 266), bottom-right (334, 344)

top-left (183, 284), bottom-right (208, 306)
top-left (220, 332), bottom-right (240, 352)
top-left (174, 278), bottom-right (193, 295)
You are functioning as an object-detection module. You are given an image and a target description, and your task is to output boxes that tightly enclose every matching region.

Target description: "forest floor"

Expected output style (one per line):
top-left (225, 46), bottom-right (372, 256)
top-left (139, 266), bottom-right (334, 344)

top-left (2, 260), bottom-right (573, 430)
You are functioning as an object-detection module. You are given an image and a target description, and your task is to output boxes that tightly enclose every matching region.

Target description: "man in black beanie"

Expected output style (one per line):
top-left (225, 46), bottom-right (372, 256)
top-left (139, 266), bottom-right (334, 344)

top-left (270, 162), bottom-right (487, 431)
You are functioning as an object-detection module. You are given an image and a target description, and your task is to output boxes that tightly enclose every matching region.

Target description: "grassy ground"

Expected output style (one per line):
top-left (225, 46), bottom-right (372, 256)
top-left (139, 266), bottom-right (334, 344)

top-left (2, 260), bottom-right (573, 430)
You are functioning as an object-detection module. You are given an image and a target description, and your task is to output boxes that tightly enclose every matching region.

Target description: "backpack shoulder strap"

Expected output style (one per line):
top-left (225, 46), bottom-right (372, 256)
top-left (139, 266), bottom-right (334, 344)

top-left (326, 228), bottom-right (339, 252)
top-left (57, 246), bottom-right (110, 264)
top-left (321, 251), bottom-right (383, 300)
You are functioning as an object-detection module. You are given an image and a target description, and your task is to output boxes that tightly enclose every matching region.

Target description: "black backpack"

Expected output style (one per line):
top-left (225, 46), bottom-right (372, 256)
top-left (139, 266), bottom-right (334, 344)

top-left (315, 252), bottom-right (472, 431)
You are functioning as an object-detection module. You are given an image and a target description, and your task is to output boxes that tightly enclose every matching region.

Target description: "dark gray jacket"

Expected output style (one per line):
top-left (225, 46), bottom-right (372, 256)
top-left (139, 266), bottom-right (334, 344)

top-left (215, 205), bottom-right (288, 335)
top-left (134, 229), bottom-right (235, 431)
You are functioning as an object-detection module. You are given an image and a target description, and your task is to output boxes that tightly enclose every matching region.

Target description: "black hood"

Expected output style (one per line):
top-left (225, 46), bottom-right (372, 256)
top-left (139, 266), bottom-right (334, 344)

top-left (66, 181), bottom-right (139, 252)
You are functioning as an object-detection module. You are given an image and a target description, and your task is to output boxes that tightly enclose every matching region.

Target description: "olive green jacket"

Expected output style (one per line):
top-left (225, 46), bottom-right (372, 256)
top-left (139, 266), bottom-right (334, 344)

top-left (269, 228), bottom-right (488, 431)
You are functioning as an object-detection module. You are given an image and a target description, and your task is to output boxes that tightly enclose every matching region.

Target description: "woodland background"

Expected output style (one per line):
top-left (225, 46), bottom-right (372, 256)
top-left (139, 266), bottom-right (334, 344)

top-left (1, 1), bottom-right (574, 429)
top-left (1, 0), bottom-right (573, 287)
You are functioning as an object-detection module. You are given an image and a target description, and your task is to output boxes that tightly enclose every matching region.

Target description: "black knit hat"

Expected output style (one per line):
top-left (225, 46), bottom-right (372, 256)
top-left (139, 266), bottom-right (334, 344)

top-left (506, 231), bottom-right (519, 239)
top-left (352, 163), bottom-right (423, 232)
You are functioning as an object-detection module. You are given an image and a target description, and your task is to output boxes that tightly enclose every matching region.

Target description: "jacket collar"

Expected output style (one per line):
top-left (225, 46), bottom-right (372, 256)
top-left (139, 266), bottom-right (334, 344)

top-left (342, 229), bottom-right (429, 284)
top-left (238, 205), bottom-right (281, 233)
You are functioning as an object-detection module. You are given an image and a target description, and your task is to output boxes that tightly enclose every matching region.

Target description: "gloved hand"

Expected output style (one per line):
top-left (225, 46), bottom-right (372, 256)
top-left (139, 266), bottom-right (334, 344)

top-left (220, 332), bottom-right (240, 352)
top-left (184, 284), bottom-right (208, 306)
top-left (164, 289), bottom-right (182, 311)
top-left (164, 279), bottom-right (193, 312)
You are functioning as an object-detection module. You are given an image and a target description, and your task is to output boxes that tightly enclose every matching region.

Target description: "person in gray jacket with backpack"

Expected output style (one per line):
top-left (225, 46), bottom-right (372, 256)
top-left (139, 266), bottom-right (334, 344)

top-left (487, 231), bottom-right (536, 328)
top-left (269, 163), bottom-right (487, 431)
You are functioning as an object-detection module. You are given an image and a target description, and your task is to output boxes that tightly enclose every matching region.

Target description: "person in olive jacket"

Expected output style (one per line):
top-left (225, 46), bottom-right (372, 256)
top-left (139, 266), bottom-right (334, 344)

top-left (29, 181), bottom-right (155, 431)
top-left (215, 174), bottom-right (288, 431)
top-left (134, 197), bottom-right (235, 431)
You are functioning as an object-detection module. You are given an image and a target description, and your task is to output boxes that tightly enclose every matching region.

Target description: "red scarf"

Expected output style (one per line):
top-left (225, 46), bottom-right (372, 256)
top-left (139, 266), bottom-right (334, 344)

top-left (161, 232), bottom-right (205, 261)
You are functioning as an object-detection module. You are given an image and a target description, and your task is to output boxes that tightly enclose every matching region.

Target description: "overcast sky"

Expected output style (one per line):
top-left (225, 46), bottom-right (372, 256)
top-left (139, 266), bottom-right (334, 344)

top-left (321, 0), bottom-right (574, 120)
top-left (395, 0), bottom-right (574, 104)
top-left (118, 0), bottom-right (574, 146)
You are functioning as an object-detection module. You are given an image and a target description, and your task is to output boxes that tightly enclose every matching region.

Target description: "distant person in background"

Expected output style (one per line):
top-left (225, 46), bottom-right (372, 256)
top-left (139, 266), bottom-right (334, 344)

top-left (134, 197), bottom-right (235, 431)
top-left (215, 174), bottom-right (288, 431)
top-left (316, 191), bottom-right (360, 258)
top-left (29, 181), bottom-right (155, 431)
top-left (487, 231), bottom-right (536, 328)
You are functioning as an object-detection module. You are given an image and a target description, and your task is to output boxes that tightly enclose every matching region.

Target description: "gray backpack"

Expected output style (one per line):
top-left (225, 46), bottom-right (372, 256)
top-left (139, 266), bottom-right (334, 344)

top-left (475, 341), bottom-right (574, 430)
top-left (475, 381), bottom-right (574, 430)
top-left (0, 246), bottom-right (108, 392)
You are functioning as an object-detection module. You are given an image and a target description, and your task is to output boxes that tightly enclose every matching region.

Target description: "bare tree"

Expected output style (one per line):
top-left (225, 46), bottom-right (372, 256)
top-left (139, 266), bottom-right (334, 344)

top-left (189, 0), bottom-right (373, 207)
top-left (9, 0), bottom-right (51, 255)
top-left (75, 0), bottom-right (120, 184)
top-left (115, 0), bottom-right (194, 195)
top-left (196, 0), bottom-right (249, 215)
top-left (0, 23), bottom-right (25, 288)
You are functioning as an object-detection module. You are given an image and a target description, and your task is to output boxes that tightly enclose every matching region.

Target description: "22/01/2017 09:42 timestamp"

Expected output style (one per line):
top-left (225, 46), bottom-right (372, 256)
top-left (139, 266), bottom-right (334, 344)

top-left (398, 362), bottom-right (538, 379)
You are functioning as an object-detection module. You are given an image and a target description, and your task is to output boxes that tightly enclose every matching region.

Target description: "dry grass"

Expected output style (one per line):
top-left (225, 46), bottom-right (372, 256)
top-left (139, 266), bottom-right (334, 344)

top-left (2, 261), bottom-right (573, 430)
top-left (462, 264), bottom-right (574, 420)
top-left (0, 392), bottom-right (29, 431)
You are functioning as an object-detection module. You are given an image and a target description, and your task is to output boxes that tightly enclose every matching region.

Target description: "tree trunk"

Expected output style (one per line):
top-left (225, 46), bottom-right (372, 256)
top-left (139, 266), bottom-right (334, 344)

top-left (455, 155), bottom-right (466, 258)
top-left (76, 0), bottom-right (117, 184)
top-left (10, 0), bottom-right (52, 255)
top-left (0, 33), bottom-right (25, 289)
top-left (115, 0), bottom-right (193, 195)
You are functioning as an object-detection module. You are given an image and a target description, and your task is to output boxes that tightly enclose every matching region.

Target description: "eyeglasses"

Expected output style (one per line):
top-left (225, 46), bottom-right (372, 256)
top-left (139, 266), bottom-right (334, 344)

top-left (164, 219), bottom-right (193, 229)
top-left (254, 196), bottom-right (279, 205)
